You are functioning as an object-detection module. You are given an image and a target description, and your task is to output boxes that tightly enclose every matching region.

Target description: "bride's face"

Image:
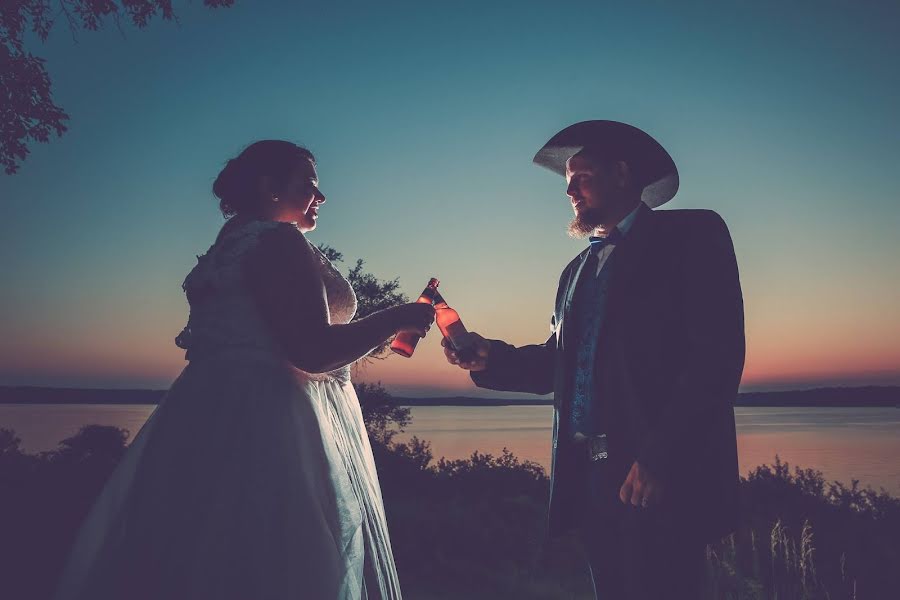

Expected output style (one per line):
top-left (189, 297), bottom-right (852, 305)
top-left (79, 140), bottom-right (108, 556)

top-left (276, 159), bottom-right (326, 232)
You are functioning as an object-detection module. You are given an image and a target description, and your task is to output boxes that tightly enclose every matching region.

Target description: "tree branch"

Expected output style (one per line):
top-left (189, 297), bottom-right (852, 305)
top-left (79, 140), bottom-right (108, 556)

top-left (56, 1), bottom-right (79, 43)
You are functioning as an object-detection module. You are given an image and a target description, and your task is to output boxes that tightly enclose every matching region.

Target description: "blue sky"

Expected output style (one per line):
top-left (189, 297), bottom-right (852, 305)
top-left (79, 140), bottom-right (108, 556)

top-left (1, 0), bottom-right (898, 396)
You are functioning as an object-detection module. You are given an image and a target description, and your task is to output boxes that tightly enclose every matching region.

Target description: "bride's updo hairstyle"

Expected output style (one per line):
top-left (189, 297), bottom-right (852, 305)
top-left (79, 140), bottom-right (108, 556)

top-left (213, 140), bottom-right (316, 218)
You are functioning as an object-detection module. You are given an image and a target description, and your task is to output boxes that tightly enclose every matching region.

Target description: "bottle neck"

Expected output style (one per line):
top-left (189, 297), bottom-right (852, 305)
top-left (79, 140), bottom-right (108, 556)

top-left (433, 291), bottom-right (449, 309)
top-left (417, 286), bottom-right (438, 304)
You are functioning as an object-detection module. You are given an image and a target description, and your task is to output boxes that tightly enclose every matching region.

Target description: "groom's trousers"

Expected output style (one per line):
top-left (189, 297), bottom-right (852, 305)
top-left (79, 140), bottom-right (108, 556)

top-left (573, 453), bottom-right (707, 600)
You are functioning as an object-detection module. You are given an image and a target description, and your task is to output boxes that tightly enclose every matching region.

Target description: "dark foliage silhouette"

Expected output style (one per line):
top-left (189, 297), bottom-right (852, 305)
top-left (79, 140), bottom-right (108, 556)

top-left (2, 416), bottom-right (899, 599)
top-left (357, 381), bottom-right (412, 446)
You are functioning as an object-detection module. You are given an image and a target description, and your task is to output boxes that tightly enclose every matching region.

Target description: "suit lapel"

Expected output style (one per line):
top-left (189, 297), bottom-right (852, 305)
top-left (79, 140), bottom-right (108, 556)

top-left (559, 248), bottom-right (591, 350)
top-left (605, 203), bottom-right (656, 322)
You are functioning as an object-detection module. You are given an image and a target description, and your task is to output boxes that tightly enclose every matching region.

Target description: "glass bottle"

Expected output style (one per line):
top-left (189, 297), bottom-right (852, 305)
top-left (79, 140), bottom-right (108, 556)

top-left (433, 291), bottom-right (475, 362)
top-left (390, 278), bottom-right (439, 358)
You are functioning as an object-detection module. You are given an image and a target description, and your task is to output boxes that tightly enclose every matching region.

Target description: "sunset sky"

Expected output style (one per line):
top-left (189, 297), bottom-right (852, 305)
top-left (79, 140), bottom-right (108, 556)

top-left (1, 1), bottom-right (898, 397)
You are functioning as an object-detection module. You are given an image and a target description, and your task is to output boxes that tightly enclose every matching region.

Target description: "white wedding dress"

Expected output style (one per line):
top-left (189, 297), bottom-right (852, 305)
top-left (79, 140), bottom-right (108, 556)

top-left (54, 220), bottom-right (402, 600)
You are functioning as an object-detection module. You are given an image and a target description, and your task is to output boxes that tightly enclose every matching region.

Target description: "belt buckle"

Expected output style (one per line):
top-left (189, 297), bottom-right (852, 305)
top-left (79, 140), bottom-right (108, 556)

top-left (589, 434), bottom-right (609, 462)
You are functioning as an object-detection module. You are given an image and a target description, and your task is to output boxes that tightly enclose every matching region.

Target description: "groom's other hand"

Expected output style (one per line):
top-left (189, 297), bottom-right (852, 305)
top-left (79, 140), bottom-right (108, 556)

top-left (618, 461), bottom-right (664, 508)
top-left (441, 333), bottom-right (490, 371)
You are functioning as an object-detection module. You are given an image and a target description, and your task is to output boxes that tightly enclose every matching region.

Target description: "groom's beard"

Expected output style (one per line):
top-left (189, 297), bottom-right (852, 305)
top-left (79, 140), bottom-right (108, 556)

top-left (567, 206), bottom-right (603, 239)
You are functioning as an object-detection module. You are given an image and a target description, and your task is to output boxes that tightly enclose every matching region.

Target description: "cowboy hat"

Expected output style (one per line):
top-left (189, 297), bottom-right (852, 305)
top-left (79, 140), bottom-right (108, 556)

top-left (533, 120), bottom-right (679, 207)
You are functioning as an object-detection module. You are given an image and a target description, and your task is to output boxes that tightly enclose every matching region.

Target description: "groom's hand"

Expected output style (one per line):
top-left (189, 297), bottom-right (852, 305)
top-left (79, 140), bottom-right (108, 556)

top-left (441, 333), bottom-right (490, 372)
top-left (619, 461), bottom-right (663, 508)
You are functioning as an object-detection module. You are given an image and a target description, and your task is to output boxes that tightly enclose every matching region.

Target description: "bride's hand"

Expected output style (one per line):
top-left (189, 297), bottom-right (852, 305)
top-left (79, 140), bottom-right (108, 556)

top-left (391, 303), bottom-right (436, 337)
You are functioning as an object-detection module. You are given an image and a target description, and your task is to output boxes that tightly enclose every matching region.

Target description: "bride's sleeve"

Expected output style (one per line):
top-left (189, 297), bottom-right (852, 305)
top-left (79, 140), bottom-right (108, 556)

top-left (244, 223), bottom-right (333, 368)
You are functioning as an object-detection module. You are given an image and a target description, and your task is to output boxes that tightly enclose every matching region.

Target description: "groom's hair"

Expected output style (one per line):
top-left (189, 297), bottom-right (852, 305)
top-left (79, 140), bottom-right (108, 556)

top-left (213, 140), bottom-right (316, 218)
top-left (567, 207), bottom-right (603, 239)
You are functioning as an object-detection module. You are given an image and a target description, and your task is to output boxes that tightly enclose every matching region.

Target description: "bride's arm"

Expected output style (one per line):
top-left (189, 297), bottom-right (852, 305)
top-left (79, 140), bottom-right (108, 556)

top-left (245, 225), bottom-right (433, 374)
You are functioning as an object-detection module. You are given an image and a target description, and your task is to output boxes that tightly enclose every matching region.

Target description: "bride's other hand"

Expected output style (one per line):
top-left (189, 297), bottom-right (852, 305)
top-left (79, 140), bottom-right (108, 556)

top-left (391, 303), bottom-right (436, 337)
top-left (442, 333), bottom-right (490, 371)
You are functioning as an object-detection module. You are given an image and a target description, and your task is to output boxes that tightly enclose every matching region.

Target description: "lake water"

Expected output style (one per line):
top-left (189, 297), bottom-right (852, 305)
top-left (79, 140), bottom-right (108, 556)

top-left (1, 404), bottom-right (898, 494)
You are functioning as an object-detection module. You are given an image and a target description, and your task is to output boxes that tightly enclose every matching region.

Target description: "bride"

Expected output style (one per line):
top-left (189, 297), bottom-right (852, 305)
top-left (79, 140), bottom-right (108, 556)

top-left (53, 140), bottom-right (434, 600)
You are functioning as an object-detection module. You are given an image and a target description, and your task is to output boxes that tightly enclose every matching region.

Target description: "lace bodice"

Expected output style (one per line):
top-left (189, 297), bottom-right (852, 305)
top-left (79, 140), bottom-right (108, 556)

top-left (175, 220), bottom-right (357, 382)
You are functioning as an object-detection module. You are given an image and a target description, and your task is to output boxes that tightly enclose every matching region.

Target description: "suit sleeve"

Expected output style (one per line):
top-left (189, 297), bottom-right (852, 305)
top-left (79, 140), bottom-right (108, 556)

top-left (469, 334), bottom-right (556, 395)
top-left (468, 261), bottom-right (575, 396)
top-left (635, 212), bottom-right (746, 474)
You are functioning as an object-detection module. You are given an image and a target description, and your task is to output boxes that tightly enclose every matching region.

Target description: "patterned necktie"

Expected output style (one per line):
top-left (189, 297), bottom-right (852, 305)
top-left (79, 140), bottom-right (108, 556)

top-left (569, 229), bottom-right (622, 438)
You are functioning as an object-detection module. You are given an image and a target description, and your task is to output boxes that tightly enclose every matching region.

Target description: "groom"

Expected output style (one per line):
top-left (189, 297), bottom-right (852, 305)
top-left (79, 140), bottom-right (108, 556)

top-left (443, 121), bottom-right (745, 598)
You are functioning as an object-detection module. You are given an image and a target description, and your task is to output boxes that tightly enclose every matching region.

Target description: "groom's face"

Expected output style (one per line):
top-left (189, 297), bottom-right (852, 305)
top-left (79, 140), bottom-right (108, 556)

top-left (564, 153), bottom-right (619, 234)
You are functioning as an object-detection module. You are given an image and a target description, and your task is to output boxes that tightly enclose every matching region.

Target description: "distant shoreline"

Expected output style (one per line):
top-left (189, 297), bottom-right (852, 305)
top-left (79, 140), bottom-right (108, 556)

top-left (1, 385), bottom-right (898, 407)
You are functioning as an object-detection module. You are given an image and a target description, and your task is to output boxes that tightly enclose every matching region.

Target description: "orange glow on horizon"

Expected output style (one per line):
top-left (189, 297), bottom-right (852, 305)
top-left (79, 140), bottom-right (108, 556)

top-left (5, 311), bottom-right (898, 392)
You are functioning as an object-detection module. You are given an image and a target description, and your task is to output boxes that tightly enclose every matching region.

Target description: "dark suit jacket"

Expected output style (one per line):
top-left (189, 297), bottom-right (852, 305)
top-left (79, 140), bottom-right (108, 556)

top-left (471, 204), bottom-right (745, 543)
